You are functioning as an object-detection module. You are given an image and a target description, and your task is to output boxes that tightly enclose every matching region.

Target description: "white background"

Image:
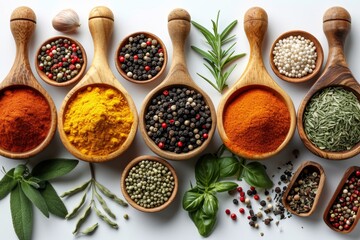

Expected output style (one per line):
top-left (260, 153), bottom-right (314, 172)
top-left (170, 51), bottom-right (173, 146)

top-left (0, 0), bottom-right (359, 240)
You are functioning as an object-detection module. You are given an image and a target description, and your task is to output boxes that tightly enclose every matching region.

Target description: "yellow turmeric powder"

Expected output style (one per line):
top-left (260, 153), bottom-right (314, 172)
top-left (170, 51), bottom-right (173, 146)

top-left (63, 86), bottom-right (133, 156)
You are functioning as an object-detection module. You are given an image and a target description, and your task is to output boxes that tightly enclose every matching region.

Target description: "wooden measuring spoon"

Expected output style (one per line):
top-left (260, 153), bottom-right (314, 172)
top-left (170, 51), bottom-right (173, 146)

top-left (0, 7), bottom-right (57, 159)
top-left (217, 7), bottom-right (296, 160)
top-left (58, 6), bottom-right (138, 162)
top-left (139, 8), bottom-right (216, 161)
top-left (297, 7), bottom-right (360, 160)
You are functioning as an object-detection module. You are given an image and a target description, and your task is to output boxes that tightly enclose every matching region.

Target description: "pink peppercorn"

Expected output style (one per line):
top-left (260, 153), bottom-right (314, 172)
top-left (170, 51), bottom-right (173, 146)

top-left (225, 209), bottom-right (231, 215)
top-left (230, 213), bottom-right (237, 220)
top-left (239, 208), bottom-right (245, 214)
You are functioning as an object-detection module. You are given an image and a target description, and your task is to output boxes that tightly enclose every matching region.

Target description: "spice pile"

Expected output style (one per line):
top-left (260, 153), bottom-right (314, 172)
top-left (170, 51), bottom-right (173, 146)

top-left (0, 87), bottom-right (51, 152)
top-left (303, 86), bottom-right (360, 152)
top-left (124, 159), bottom-right (175, 208)
top-left (37, 38), bottom-right (84, 83)
top-left (326, 169), bottom-right (360, 231)
top-left (272, 35), bottom-right (317, 78)
top-left (144, 87), bottom-right (212, 153)
top-left (118, 33), bottom-right (165, 81)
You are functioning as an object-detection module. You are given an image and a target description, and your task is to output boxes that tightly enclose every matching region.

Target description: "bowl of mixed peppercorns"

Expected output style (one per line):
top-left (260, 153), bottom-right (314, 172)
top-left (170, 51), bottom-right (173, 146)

top-left (115, 32), bottom-right (167, 84)
top-left (35, 36), bottom-right (87, 87)
top-left (121, 155), bottom-right (178, 213)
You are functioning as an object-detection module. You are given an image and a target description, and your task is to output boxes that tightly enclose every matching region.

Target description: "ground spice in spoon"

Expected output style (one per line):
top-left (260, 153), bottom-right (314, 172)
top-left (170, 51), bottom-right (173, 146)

top-left (0, 87), bottom-right (51, 152)
top-left (223, 88), bottom-right (290, 155)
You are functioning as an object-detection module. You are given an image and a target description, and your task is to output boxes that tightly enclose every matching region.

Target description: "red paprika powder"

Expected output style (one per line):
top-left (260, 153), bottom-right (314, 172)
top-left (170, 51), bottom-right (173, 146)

top-left (0, 87), bottom-right (51, 152)
top-left (223, 88), bottom-right (290, 155)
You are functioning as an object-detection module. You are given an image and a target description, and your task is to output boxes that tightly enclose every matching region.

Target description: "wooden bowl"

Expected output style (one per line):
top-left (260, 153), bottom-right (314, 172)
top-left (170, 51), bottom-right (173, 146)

top-left (217, 7), bottom-right (296, 160)
top-left (58, 7), bottom-right (138, 162)
top-left (282, 161), bottom-right (326, 217)
top-left (121, 155), bottom-right (178, 213)
top-left (139, 9), bottom-right (216, 161)
top-left (35, 36), bottom-right (87, 87)
top-left (115, 31), bottom-right (167, 84)
top-left (270, 30), bottom-right (324, 83)
top-left (297, 7), bottom-right (360, 160)
top-left (0, 7), bottom-right (57, 159)
top-left (323, 166), bottom-right (360, 233)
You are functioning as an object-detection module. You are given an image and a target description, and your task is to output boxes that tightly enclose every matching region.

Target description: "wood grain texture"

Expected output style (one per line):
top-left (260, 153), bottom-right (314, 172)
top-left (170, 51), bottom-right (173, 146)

top-left (0, 7), bottom-right (57, 159)
top-left (58, 6), bottom-right (138, 162)
top-left (139, 8), bottom-right (217, 161)
top-left (217, 7), bottom-right (296, 160)
top-left (297, 7), bottom-right (360, 160)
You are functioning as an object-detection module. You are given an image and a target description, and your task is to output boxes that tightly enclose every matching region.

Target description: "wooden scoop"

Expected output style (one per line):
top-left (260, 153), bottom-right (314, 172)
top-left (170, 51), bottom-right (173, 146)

top-left (58, 6), bottom-right (138, 162)
top-left (297, 7), bottom-right (360, 160)
top-left (139, 8), bottom-right (217, 161)
top-left (0, 7), bottom-right (57, 159)
top-left (217, 7), bottom-right (296, 160)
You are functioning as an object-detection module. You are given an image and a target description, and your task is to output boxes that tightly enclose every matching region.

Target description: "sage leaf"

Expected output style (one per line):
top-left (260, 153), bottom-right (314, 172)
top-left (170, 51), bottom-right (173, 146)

top-left (61, 180), bottom-right (90, 198)
top-left (32, 159), bottom-right (78, 181)
top-left (73, 204), bottom-right (92, 235)
top-left (242, 162), bottom-right (273, 189)
top-left (14, 165), bottom-right (27, 179)
top-left (195, 154), bottom-right (219, 187)
top-left (95, 190), bottom-right (116, 219)
top-left (189, 208), bottom-right (216, 237)
top-left (10, 184), bottom-right (33, 240)
top-left (202, 193), bottom-right (218, 217)
top-left (182, 190), bottom-right (205, 212)
top-left (218, 157), bottom-right (239, 178)
top-left (210, 181), bottom-right (238, 193)
top-left (66, 192), bottom-right (87, 219)
top-left (95, 181), bottom-right (127, 207)
top-left (94, 205), bottom-right (119, 229)
top-left (20, 181), bottom-right (49, 218)
top-left (0, 168), bottom-right (17, 200)
top-left (40, 182), bottom-right (68, 218)
top-left (81, 223), bottom-right (98, 235)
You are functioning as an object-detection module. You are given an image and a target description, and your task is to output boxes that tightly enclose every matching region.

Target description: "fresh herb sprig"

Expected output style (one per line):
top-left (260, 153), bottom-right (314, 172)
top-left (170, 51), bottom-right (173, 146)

top-left (0, 159), bottom-right (78, 240)
top-left (183, 145), bottom-right (273, 237)
top-left (61, 163), bottom-right (128, 236)
top-left (191, 11), bottom-right (246, 93)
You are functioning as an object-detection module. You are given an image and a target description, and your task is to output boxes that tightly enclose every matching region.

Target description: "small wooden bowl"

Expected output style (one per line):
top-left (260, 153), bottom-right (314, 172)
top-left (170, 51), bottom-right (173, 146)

top-left (270, 30), bottom-right (324, 83)
top-left (35, 36), bottom-right (87, 87)
top-left (115, 31), bottom-right (167, 84)
top-left (323, 166), bottom-right (360, 233)
top-left (121, 155), bottom-right (178, 213)
top-left (282, 161), bottom-right (326, 217)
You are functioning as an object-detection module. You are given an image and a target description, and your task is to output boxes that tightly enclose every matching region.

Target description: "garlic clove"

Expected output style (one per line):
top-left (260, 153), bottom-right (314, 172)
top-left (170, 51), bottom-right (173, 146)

top-left (52, 9), bottom-right (80, 33)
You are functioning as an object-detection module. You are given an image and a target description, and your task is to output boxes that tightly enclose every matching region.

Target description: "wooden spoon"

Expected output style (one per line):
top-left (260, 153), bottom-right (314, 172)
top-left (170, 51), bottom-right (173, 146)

top-left (297, 7), bottom-right (360, 160)
top-left (0, 7), bottom-right (57, 159)
top-left (217, 7), bottom-right (296, 160)
top-left (282, 161), bottom-right (326, 217)
top-left (139, 8), bottom-right (216, 161)
top-left (58, 6), bottom-right (138, 162)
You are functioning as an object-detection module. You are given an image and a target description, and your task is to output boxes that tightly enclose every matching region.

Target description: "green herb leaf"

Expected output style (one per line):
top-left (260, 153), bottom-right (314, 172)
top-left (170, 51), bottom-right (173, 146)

top-left (32, 159), bottom-right (78, 181)
top-left (95, 181), bottom-right (128, 207)
top-left (81, 223), bottom-right (98, 235)
top-left (202, 193), bottom-right (218, 217)
top-left (189, 208), bottom-right (216, 237)
top-left (94, 205), bottom-right (119, 229)
top-left (218, 156), bottom-right (240, 178)
top-left (20, 181), bottom-right (49, 218)
top-left (14, 165), bottom-right (28, 179)
top-left (73, 204), bottom-right (92, 235)
top-left (242, 162), bottom-right (273, 189)
top-left (40, 182), bottom-right (68, 218)
top-left (195, 154), bottom-right (219, 187)
top-left (61, 180), bottom-right (90, 198)
top-left (182, 189), bottom-right (205, 212)
top-left (210, 181), bottom-right (238, 193)
top-left (95, 190), bottom-right (116, 219)
top-left (66, 191), bottom-right (87, 219)
top-left (0, 168), bottom-right (17, 200)
top-left (10, 184), bottom-right (33, 240)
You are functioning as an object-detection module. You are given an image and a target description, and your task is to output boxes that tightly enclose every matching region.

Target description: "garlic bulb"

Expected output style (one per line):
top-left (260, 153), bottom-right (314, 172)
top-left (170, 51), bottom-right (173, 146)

top-left (52, 9), bottom-right (80, 33)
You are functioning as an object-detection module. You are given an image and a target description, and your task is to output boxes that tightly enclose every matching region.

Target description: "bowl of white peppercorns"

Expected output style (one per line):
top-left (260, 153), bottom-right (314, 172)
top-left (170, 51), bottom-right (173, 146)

top-left (115, 32), bottom-right (168, 84)
top-left (270, 30), bottom-right (323, 83)
top-left (121, 155), bottom-right (178, 213)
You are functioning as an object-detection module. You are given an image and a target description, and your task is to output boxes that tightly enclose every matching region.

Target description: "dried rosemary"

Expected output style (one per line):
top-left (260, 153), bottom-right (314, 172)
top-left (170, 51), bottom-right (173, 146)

top-left (303, 87), bottom-right (360, 151)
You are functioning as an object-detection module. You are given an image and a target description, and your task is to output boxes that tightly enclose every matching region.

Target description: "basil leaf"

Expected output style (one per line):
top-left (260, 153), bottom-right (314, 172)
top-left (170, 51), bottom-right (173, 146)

top-left (210, 181), bottom-right (238, 193)
top-left (32, 159), bottom-right (78, 181)
top-left (242, 162), bottom-right (273, 189)
top-left (182, 190), bottom-right (205, 212)
top-left (40, 182), bottom-right (68, 218)
top-left (20, 181), bottom-right (49, 218)
top-left (11, 184), bottom-right (33, 240)
top-left (218, 157), bottom-right (239, 178)
top-left (189, 208), bottom-right (216, 237)
top-left (237, 157), bottom-right (246, 181)
top-left (202, 193), bottom-right (218, 217)
top-left (0, 168), bottom-right (17, 200)
top-left (195, 154), bottom-right (219, 187)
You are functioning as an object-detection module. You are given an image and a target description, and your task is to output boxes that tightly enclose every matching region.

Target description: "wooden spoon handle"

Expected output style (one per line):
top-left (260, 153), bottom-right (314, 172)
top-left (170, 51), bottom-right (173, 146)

top-left (88, 6), bottom-right (114, 69)
top-left (166, 8), bottom-right (191, 84)
top-left (323, 7), bottom-right (351, 69)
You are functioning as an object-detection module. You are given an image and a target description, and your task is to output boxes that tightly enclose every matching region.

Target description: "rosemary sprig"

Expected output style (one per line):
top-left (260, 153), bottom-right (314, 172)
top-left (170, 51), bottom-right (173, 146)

top-left (191, 11), bottom-right (246, 93)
